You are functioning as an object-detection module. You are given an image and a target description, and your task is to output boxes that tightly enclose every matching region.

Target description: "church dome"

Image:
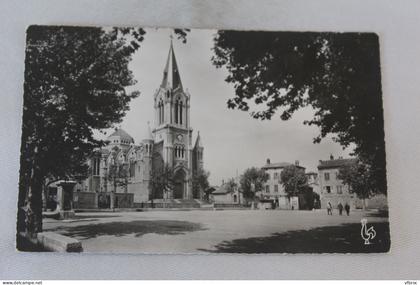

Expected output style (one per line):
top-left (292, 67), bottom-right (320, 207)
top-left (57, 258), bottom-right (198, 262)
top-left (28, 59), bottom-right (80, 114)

top-left (107, 128), bottom-right (135, 144)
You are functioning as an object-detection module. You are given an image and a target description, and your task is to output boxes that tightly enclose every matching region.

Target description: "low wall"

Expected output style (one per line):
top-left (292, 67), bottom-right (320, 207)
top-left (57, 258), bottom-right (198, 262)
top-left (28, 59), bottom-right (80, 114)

top-left (73, 191), bottom-right (97, 209)
top-left (114, 193), bottom-right (134, 208)
top-left (37, 232), bottom-right (82, 252)
top-left (214, 203), bottom-right (245, 208)
top-left (74, 192), bottom-right (134, 209)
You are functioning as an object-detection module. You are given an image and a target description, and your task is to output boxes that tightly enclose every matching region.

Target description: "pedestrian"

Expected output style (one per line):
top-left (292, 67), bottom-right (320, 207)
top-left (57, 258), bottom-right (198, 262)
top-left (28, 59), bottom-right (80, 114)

top-left (338, 202), bottom-right (343, 215)
top-left (327, 202), bottom-right (332, 215)
top-left (345, 202), bottom-right (350, 216)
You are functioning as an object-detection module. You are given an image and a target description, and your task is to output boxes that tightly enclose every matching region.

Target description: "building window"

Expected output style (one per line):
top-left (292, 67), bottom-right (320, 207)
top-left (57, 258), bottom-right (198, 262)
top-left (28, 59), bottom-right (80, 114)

top-left (233, 195), bottom-right (237, 203)
top-left (267, 173), bottom-right (270, 180)
top-left (274, 184), bottom-right (279, 193)
top-left (129, 161), bottom-right (135, 177)
top-left (174, 101), bottom-right (179, 124)
top-left (158, 99), bottom-right (164, 124)
top-left (179, 101), bottom-right (183, 125)
top-left (325, 186), bottom-right (331, 193)
top-left (336, 172), bottom-right (339, 179)
top-left (337, 185), bottom-right (343, 194)
top-left (265, 185), bottom-right (270, 193)
top-left (92, 158), bottom-right (100, 176)
top-left (324, 172), bottom-right (330, 181)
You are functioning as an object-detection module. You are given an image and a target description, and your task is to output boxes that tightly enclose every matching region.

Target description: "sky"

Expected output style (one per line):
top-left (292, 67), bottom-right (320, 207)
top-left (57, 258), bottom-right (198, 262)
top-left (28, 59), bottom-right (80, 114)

top-left (103, 28), bottom-right (353, 185)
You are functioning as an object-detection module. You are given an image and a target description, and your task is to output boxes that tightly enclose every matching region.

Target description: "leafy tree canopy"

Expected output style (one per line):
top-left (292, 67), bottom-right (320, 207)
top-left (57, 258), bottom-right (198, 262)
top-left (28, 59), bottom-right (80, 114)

top-left (192, 168), bottom-right (210, 198)
top-left (150, 164), bottom-right (176, 199)
top-left (239, 167), bottom-right (269, 199)
top-left (18, 26), bottom-right (189, 236)
top-left (338, 159), bottom-right (375, 201)
top-left (212, 31), bottom-right (386, 195)
top-left (224, 178), bottom-right (237, 193)
top-left (280, 165), bottom-right (308, 197)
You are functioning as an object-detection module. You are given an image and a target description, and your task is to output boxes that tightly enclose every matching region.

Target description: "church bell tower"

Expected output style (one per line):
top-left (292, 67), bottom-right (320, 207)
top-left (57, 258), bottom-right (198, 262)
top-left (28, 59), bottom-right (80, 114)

top-left (152, 38), bottom-right (193, 199)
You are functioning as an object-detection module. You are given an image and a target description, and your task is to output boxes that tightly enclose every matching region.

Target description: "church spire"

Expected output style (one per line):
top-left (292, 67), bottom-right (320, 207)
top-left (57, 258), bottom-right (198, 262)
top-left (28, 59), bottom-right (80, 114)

top-left (161, 36), bottom-right (183, 91)
top-left (146, 121), bottom-right (154, 140)
top-left (194, 131), bottom-right (203, 148)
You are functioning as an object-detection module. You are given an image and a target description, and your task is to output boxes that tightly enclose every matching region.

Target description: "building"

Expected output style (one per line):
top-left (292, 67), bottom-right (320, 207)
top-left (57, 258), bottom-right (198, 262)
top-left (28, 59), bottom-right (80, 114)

top-left (317, 155), bottom-right (357, 209)
top-left (306, 172), bottom-right (320, 195)
top-left (85, 40), bottom-right (204, 205)
top-left (210, 184), bottom-right (243, 205)
top-left (318, 155), bottom-right (388, 210)
top-left (261, 159), bottom-right (305, 209)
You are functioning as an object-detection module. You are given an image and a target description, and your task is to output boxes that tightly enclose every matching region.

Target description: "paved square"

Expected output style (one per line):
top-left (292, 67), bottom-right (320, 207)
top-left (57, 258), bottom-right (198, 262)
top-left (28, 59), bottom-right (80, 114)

top-left (43, 209), bottom-right (390, 253)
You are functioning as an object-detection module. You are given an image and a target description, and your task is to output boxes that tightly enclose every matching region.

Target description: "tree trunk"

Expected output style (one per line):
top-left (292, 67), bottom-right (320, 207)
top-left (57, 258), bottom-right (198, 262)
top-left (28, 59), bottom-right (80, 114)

top-left (25, 162), bottom-right (44, 237)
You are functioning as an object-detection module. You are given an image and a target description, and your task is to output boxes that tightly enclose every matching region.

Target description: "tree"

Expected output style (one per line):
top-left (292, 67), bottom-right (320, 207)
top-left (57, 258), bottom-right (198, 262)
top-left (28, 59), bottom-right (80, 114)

top-left (224, 178), bottom-right (237, 193)
top-left (338, 159), bottom-right (374, 210)
top-left (280, 165), bottom-right (308, 197)
top-left (212, 31), bottom-right (387, 196)
top-left (18, 26), bottom-right (189, 237)
top-left (239, 167), bottom-right (269, 201)
top-left (107, 158), bottom-right (129, 194)
top-left (150, 164), bottom-right (175, 201)
top-left (191, 168), bottom-right (210, 199)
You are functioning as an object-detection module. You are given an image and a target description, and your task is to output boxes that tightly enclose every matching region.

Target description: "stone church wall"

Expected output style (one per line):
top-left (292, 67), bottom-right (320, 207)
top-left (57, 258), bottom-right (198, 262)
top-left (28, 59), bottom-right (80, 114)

top-left (128, 181), bottom-right (150, 203)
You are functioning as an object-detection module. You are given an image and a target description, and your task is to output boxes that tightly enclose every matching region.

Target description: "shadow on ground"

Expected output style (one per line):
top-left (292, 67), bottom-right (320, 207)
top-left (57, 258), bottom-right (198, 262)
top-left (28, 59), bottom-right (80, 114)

top-left (51, 220), bottom-right (206, 240)
top-left (200, 222), bottom-right (390, 253)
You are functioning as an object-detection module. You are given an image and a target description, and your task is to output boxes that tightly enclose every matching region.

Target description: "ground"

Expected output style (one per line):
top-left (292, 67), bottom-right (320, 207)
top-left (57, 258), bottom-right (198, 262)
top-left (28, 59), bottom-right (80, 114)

top-left (42, 209), bottom-right (390, 253)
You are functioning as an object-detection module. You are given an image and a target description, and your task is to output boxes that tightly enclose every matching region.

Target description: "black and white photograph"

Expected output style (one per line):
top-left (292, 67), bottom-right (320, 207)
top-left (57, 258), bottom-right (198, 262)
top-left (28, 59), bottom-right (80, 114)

top-left (16, 26), bottom-right (390, 254)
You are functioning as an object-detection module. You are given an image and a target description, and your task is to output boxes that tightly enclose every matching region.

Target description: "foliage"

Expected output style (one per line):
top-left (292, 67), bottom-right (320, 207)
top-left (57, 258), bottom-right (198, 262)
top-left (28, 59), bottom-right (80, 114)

top-left (239, 167), bottom-right (269, 199)
top-left (224, 178), bottom-right (237, 193)
top-left (18, 26), bottom-right (189, 236)
top-left (212, 31), bottom-right (387, 196)
top-left (107, 153), bottom-right (129, 193)
top-left (191, 168), bottom-right (210, 199)
top-left (150, 164), bottom-right (175, 199)
top-left (280, 165), bottom-right (308, 197)
top-left (338, 160), bottom-right (375, 201)
top-left (18, 26), bottom-right (146, 235)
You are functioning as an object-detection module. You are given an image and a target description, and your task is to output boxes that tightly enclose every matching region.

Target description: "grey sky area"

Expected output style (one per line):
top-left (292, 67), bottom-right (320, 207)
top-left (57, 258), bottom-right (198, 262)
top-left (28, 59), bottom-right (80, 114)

top-left (100, 28), bottom-right (353, 185)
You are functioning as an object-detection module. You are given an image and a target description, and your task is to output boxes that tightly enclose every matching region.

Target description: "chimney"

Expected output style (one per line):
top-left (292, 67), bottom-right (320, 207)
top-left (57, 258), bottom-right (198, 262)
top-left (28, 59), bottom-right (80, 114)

top-left (222, 179), bottom-right (224, 185)
top-left (330, 154), bottom-right (334, 160)
top-left (266, 158), bottom-right (271, 165)
top-left (295, 160), bottom-right (299, 166)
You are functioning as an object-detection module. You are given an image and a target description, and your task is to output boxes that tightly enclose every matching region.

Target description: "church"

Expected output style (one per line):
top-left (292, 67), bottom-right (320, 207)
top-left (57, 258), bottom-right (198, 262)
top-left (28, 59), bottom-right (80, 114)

top-left (85, 41), bottom-right (204, 204)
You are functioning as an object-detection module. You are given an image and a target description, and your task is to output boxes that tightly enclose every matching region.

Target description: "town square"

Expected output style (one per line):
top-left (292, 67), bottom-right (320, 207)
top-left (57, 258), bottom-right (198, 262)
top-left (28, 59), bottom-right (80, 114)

top-left (16, 26), bottom-right (390, 253)
top-left (41, 209), bottom-right (389, 253)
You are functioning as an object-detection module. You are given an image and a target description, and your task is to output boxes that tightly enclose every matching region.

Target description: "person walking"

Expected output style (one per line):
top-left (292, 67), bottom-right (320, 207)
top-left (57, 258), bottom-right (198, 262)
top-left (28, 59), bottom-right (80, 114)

top-left (327, 202), bottom-right (333, 215)
top-left (338, 202), bottom-right (343, 215)
top-left (345, 202), bottom-right (350, 216)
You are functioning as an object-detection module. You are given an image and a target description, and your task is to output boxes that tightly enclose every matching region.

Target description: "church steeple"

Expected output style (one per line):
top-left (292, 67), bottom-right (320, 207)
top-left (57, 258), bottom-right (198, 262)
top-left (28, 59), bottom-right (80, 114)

top-left (194, 131), bottom-right (203, 149)
top-left (161, 38), bottom-right (183, 92)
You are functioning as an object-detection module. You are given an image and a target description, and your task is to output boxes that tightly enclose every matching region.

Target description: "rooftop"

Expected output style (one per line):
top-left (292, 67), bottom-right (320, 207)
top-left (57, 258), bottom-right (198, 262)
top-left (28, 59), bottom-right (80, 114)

top-left (262, 162), bottom-right (305, 170)
top-left (317, 158), bottom-right (357, 170)
top-left (210, 183), bottom-right (234, 195)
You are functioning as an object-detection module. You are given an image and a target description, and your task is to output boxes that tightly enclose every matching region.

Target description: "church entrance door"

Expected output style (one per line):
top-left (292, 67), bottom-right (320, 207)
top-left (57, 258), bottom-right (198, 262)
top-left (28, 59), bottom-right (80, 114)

top-left (173, 169), bottom-right (186, 199)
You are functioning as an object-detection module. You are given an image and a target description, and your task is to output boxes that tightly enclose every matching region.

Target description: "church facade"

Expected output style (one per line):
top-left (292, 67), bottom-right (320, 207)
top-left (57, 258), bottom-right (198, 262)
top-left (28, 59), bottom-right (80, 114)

top-left (85, 41), bottom-right (204, 204)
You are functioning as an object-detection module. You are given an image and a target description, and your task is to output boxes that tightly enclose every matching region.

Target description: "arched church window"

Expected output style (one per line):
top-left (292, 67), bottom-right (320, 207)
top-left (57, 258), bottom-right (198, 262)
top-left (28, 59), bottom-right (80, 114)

top-left (93, 157), bottom-right (100, 176)
top-left (179, 101), bottom-right (183, 125)
top-left (129, 160), bottom-right (135, 177)
top-left (161, 101), bottom-right (164, 124)
top-left (181, 146), bottom-right (185, 158)
top-left (158, 99), bottom-right (164, 125)
top-left (174, 99), bottom-right (179, 124)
